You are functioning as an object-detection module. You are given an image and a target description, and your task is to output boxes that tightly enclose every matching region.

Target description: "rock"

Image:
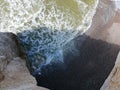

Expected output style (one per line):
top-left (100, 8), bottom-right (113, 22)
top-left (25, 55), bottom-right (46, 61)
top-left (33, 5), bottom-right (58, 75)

top-left (101, 52), bottom-right (120, 90)
top-left (0, 32), bottom-right (48, 90)
top-left (86, 0), bottom-right (120, 89)
top-left (85, 0), bottom-right (120, 89)
top-left (86, 0), bottom-right (115, 40)
top-left (86, 0), bottom-right (120, 46)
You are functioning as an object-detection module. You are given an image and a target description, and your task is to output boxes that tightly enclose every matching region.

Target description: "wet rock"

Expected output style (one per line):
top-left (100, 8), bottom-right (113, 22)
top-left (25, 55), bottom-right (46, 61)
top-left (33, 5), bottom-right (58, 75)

top-left (0, 32), bottom-right (48, 90)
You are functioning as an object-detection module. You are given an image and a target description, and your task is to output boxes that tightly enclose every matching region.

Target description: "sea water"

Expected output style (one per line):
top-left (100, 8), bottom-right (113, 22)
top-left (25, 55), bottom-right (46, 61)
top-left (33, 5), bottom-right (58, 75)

top-left (0, 0), bottom-right (98, 73)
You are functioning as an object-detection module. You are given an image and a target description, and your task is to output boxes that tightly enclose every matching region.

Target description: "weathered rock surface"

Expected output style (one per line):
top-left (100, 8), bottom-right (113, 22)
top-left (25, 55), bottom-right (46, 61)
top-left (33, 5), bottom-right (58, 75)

top-left (0, 33), bottom-right (48, 90)
top-left (86, 0), bottom-right (120, 46)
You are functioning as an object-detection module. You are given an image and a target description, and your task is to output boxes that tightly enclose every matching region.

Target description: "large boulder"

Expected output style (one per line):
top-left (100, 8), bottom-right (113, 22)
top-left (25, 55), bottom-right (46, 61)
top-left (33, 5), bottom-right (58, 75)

top-left (0, 33), bottom-right (48, 90)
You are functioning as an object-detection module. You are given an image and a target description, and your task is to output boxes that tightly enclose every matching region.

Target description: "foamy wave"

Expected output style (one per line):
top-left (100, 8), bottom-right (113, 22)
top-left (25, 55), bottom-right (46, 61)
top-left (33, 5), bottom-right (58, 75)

top-left (0, 0), bottom-right (99, 72)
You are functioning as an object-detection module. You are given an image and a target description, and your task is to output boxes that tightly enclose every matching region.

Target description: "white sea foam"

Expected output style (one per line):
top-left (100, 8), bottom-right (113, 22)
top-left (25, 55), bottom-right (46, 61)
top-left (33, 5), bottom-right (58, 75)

top-left (0, 0), bottom-right (99, 72)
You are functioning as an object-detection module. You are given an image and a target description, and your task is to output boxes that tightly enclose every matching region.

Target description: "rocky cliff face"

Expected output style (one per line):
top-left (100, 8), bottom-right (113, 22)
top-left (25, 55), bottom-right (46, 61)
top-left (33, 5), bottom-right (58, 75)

top-left (0, 33), bottom-right (48, 90)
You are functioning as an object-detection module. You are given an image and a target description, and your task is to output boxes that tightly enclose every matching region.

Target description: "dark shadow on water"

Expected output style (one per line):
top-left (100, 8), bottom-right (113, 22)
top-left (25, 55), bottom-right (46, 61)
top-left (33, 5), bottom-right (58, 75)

top-left (35, 34), bottom-right (120, 90)
top-left (17, 28), bottom-right (120, 90)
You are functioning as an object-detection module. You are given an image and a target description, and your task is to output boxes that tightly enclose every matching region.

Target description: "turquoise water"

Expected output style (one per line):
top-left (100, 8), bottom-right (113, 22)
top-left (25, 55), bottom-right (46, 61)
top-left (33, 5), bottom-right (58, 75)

top-left (0, 0), bottom-right (98, 73)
